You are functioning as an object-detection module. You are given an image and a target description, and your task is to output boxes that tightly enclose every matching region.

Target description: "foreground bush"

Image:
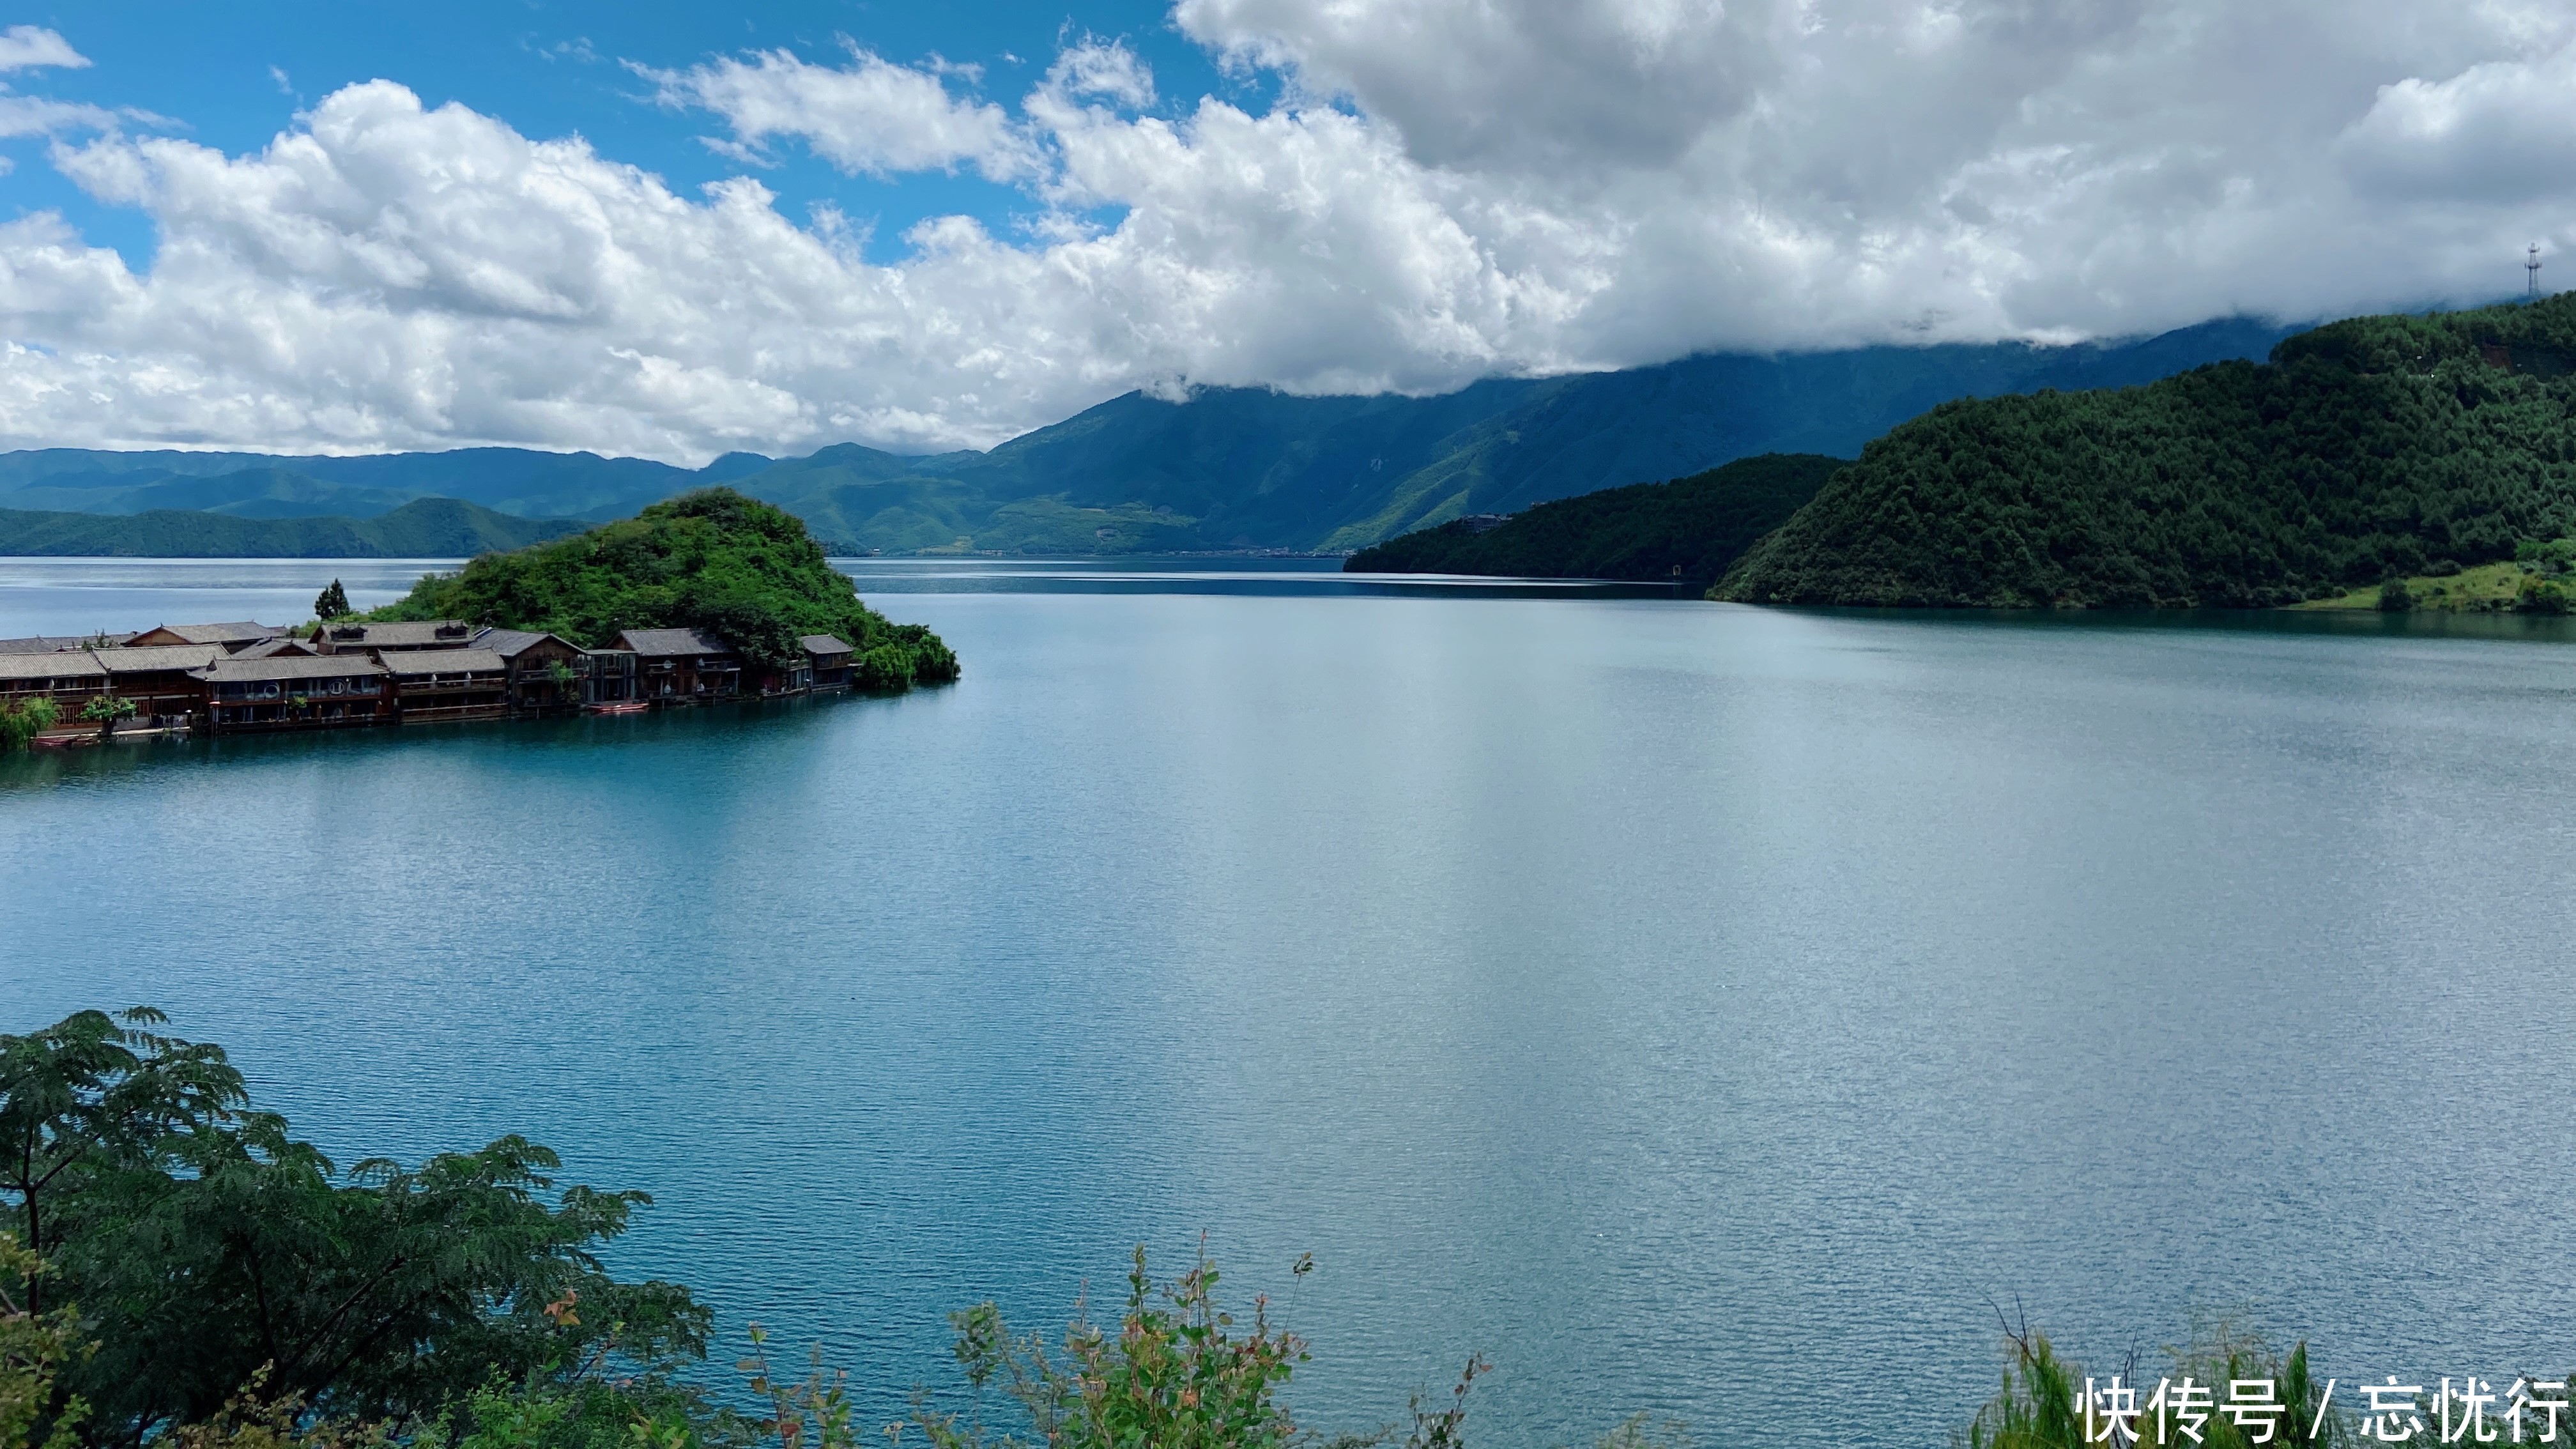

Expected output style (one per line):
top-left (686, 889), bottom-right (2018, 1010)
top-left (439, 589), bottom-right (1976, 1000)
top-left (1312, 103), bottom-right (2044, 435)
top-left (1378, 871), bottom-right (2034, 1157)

top-left (0, 1006), bottom-right (1694, 1449)
top-left (1963, 1313), bottom-right (2356, 1449)
top-left (0, 1009), bottom-right (702, 1445)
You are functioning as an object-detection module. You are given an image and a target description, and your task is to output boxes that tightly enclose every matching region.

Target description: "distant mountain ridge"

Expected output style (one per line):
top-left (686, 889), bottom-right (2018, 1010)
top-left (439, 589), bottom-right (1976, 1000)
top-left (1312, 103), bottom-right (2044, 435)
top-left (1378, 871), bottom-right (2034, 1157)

top-left (0, 318), bottom-right (2304, 556)
top-left (0, 448), bottom-right (774, 523)
top-left (0, 497), bottom-right (587, 557)
top-left (724, 317), bottom-right (2302, 553)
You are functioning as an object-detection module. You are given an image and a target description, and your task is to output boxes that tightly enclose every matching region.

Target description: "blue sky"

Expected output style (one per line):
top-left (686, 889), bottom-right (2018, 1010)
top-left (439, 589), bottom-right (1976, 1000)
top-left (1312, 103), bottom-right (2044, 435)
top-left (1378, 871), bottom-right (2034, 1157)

top-left (0, 0), bottom-right (2563, 460)
top-left (10, 0), bottom-right (1266, 270)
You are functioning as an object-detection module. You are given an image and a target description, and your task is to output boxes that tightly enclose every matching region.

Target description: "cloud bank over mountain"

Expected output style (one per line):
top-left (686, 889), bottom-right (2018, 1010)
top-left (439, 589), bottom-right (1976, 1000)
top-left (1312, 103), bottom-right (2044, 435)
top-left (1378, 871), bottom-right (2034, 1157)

top-left (0, 2), bottom-right (2568, 462)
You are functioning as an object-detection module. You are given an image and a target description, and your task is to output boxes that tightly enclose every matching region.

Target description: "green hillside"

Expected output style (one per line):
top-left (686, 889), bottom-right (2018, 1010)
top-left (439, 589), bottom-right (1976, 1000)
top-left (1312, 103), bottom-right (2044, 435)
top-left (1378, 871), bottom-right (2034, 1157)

top-left (1717, 298), bottom-right (2576, 608)
top-left (369, 488), bottom-right (957, 688)
top-left (1346, 453), bottom-right (1845, 581)
top-left (0, 496), bottom-right (584, 556)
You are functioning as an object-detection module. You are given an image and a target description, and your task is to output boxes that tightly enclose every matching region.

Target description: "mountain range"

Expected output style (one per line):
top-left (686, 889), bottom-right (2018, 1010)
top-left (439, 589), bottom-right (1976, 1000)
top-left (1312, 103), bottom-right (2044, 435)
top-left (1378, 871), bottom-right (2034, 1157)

top-left (0, 497), bottom-right (588, 558)
top-left (0, 318), bottom-right (2303, 556)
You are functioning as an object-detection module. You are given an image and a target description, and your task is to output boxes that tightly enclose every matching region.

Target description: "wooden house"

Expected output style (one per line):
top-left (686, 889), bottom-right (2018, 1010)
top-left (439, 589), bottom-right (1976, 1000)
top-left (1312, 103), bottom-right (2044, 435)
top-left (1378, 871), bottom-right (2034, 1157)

top-left (314, 620), bottom-right (476, 655)
top-left (89, 645), bottom-right (226, 726)
top-left (0, 650), bottom-right (109, 730)
top-left (384, 648), bottom-right (510, 724)
top-left (195, 655), bottom-right (392, 732)
top-left (472, 628), bottom-right (592, 715)
top-left (802, 635), bottom-right (855, 691)
top-left (126, 622), bottom-right (286, 652)
top-left (613, 628), bottom-right (742, 704)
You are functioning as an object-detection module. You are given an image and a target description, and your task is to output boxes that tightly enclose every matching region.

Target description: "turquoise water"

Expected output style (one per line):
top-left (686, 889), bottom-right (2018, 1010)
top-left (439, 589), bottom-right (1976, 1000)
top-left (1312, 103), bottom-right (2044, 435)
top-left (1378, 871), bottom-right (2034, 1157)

top-left (10, 558), bottom-right (2576, 1445)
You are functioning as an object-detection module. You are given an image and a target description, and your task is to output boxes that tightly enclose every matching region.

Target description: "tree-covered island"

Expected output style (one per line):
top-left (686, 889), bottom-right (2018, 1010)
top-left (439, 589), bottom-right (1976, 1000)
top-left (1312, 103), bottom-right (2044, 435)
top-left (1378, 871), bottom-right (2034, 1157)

top-left (369, 488), bottom-right (958, 690)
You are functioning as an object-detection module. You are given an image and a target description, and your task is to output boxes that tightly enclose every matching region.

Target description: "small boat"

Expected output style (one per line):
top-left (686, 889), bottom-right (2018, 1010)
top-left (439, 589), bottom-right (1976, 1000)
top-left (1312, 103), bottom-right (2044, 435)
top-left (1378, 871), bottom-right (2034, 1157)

top-left (585, 700), bottom-right (652, 716)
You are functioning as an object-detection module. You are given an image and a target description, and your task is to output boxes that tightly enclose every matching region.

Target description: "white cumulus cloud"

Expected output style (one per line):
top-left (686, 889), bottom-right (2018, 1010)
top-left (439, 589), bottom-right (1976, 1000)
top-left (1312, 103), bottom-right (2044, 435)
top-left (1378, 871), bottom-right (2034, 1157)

top-left (638, 43), bottom-right (1042, 181)
top-left (0, 4), bottom-right (2573, 461)
top-left (0, 26), bottom-right (86, 72)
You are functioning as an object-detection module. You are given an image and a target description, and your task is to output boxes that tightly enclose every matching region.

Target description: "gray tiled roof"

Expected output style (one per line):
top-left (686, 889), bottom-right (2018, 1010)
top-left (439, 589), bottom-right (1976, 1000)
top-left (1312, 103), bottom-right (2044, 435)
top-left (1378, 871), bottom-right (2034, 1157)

top-left (383, 648), bottom-right (506, 677)
top-left (149, 622), bottom-right (285, 645)
top-left (799, 634), bottom-right (855, 656)
top-left (91, 645), bottom-right (228, 673)
top-left (231, 638), bottom-right (318, 659)
top-left (0, 634), bottom-right (132, 653)
top-left (197, 655), bottom-right (390, 682)
top-left (472, 627), bottom-right (581, 658)
top-left (0, 653), bottom-right (107, 682)
top-left (318, 620), bottom-right (475, 648)
top-left (615, 627), bottom-right (735, 657)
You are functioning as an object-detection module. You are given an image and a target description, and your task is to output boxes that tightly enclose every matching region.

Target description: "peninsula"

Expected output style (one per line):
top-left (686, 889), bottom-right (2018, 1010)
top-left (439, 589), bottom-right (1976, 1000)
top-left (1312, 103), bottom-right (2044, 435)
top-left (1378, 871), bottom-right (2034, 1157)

top-left (0, 489), bottom-right (957, 746)
top-left (1344, 453), bottom-right (1844, 583)
top-left (1715, 297), bottom-right (2576, 608)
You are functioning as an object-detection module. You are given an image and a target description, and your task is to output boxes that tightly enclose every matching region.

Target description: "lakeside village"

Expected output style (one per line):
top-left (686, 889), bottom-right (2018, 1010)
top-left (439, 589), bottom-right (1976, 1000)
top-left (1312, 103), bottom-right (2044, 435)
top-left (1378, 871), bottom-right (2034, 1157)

top-left (0, 617), bottom-right (866, 746)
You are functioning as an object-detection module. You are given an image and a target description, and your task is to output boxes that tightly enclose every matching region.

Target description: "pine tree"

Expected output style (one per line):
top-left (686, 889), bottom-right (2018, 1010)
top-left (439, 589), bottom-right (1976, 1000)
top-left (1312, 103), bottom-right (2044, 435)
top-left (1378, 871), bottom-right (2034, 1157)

top-left (314, 579), bottom-right (351, 620)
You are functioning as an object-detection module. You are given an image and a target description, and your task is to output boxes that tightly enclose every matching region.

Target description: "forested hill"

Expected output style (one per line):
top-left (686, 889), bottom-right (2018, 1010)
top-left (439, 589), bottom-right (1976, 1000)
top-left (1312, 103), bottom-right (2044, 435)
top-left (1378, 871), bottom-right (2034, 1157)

top-left (1717, 298), bottom-right (2576, 608)
top-left (1346, 454), bottom-right (1845, 581)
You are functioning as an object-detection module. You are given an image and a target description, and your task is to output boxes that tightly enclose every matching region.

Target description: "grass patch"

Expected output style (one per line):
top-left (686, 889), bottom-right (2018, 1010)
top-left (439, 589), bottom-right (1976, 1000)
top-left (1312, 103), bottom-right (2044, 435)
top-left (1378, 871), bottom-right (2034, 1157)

top-left (2296, 560), bottom-right (2535, 611)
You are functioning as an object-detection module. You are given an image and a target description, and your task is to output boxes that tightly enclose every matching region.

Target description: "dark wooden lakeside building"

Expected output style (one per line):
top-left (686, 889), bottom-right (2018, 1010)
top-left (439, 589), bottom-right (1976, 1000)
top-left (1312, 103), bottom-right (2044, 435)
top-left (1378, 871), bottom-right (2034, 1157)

top-left (97, 645), bottom-right (229, 725)
top-left (802, 635), bottom-right (854, 691)
top-left (201, 654), bottom-right (393, 732)
top-left (384, 648), bottom-right (510, 726)
top-left (2, 617), bottom-right (864, 740)
top-left (615, 627), bottom-right (743, 703)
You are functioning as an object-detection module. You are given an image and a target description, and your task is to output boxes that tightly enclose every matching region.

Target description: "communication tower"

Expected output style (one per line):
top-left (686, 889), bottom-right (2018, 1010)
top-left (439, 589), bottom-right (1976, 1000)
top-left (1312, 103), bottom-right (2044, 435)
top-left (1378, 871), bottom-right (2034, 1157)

top-left (2531, 243), bottom-right (2544, 300)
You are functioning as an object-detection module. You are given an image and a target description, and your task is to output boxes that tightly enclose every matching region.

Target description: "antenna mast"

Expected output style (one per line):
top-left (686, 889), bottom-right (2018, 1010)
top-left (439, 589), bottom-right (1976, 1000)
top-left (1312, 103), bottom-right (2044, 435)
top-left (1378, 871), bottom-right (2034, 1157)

top-left (2530, 243), bottom-right (2544, 301)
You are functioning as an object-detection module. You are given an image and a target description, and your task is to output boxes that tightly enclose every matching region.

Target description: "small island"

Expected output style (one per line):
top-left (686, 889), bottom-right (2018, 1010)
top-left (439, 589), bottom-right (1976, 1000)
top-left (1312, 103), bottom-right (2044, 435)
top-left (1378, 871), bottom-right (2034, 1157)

top-left (0, 489), bottom-right (958, 747)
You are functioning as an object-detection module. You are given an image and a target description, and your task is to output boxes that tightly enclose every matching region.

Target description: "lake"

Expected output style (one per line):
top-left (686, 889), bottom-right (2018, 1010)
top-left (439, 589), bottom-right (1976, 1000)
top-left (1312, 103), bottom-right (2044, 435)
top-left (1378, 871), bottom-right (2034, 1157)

top-left (8, 556), bottom-right (2576, 1446)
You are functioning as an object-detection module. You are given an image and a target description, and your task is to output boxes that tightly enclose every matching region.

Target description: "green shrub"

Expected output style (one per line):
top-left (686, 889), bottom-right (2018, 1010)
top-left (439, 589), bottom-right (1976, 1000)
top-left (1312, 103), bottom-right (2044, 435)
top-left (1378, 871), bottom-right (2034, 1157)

top-left (852, 647), bottom-right (914, 693)
top-left (2376, 579), bottom-right (2414, 611)
top-left (2518, 575), bottom-right (2570, 613)
top-left (1, 1234), bottom-right (86, 1449)
top-left (11, 1007), bottom-right (1734, 1449)
top-left (1961, 1319), bottom-right (2348, 1449)
top-left (0, 698), bottom-right (59, 752)
top-left (0, 1009), bottom-right (705, 1441)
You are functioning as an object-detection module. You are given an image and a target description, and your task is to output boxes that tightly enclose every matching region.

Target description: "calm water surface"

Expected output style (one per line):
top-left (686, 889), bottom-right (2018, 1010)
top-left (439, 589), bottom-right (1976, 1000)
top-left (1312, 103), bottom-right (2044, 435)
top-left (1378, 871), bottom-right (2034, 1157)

top-left (8, 557), bottom-right (2576, 1445)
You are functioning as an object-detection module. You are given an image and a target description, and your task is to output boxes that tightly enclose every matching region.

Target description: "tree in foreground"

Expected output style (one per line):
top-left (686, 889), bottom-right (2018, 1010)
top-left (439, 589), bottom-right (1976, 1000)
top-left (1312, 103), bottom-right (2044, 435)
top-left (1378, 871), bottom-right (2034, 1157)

top-left (0, 1009), bottom-right (705, 1445)
top-left (75, 698), bottom-right (134, 740)
top-left (4, 1007), bottom-right (1709, 1449)
top-left (0, 700), bottom-right (58, 753)
top-left (314, 580), bottom-right (352, 621)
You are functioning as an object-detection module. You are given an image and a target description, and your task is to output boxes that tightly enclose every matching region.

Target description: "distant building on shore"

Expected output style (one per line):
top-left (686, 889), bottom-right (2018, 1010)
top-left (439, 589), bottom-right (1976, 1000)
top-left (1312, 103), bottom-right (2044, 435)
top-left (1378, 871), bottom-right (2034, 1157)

top-left (1, 617), bottom-right (864, 740)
